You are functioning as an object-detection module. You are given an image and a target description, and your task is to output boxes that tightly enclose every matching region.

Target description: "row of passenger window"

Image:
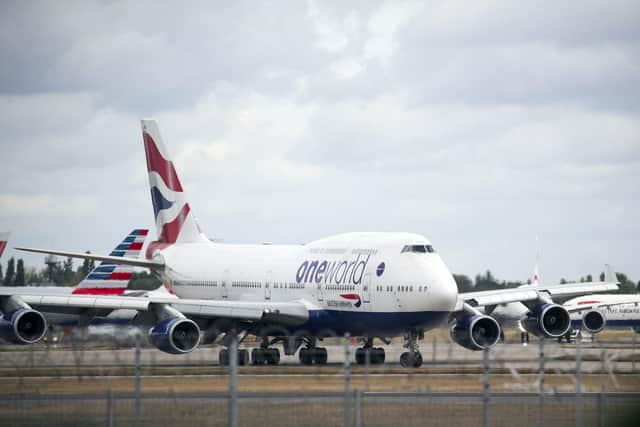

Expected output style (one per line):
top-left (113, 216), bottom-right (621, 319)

top-left (375, 285), bottom-right (428, 293)
top-left (179, 281), bottom-right (218, 287)
top-left (325, 284), bottom-right (356, 291)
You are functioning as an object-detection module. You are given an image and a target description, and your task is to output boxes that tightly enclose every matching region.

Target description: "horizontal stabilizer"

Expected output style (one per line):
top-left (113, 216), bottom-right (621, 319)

top-left (15, 247), bottom-right (164, 270)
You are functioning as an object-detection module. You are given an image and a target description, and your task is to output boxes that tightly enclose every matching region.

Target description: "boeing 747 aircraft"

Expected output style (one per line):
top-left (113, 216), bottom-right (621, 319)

top-left (4, 120), bottom-right (619, 367)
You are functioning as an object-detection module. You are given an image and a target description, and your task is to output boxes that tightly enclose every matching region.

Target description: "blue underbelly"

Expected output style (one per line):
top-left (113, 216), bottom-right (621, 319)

top-left (302, 310), bottom-right (449, 336)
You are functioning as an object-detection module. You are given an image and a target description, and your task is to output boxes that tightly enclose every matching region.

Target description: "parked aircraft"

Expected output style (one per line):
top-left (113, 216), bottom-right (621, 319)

top-left (0, 230), bottom-right (150, 339)
top-left (564, 293), bottom-right (640, 337)
top-left (5, 120), bottom-right (618, 367)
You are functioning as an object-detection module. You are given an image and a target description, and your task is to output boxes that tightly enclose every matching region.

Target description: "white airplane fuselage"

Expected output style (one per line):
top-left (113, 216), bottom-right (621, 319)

top-left (566, 294), bottom-right (640, 332)
top-left (153, 232), bottom-right (459, 336)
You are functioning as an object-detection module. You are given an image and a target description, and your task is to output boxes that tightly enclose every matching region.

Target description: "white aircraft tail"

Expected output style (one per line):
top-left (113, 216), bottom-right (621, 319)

top-left (141, 120), bottom-right (206, 249)
top-left (0, 232), bottom-right (10, 259)
top-left (604, 264), bottom-right (619, 284)
top-left (532, 236), bottom-right (540, 286)
top-left (72, 229), bottom-right (148, 295)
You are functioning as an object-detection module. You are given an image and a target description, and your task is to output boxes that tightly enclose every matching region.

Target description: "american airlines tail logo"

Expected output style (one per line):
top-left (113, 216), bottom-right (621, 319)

top-left (340, 294), bottom-right (362, 308)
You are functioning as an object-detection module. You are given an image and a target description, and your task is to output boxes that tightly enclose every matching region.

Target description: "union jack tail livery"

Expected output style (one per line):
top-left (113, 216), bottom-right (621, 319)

top-left (72, 229), bottom-right (148, 295)
top-left (0, 232), bottom-right (9, 259)
top-left (141, 120), bottom-right (206, 254)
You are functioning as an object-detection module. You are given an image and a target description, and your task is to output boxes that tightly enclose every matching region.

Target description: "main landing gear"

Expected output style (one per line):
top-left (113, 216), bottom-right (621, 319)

top-left (219, 348), bottom-right (249, 366)
top-left (251, 337), bottom-right (281, 365)
top-left (298, 338), bottom-right (328, 365)
top-left (355, 337), bottom-right (385, 365)
top-left (400, 330), bottom-right (423, 368)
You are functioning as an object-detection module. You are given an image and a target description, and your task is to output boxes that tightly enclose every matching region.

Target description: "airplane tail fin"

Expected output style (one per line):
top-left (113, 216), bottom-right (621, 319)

top-left (0, 232), bottom-right (10, 258)
top-left (141, 120), bottom-right (206, 249)
top-left (72, 229), bottom-right (148, 295)
top-left (532, 236), bottom-right (540, 286)
top-left (604, 264), bottom-right (619, 284)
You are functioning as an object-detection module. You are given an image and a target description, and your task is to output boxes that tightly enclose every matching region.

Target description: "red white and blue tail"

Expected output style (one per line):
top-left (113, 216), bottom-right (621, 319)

top-left (72, 229), bottom-right (148, 295)
top-left (141, 120), bottom-right (206, 252)
top-left (0, 232), bottom-right (9, 259)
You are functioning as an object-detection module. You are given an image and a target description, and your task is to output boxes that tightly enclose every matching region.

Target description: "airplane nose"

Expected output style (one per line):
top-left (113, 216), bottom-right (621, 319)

top-left (428, 258), bottom-right (458, 311)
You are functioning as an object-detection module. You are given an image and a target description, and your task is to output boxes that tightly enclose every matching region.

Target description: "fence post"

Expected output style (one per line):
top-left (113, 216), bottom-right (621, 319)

top-left (538, 338), bottom-right (545, 427)
top-left (482, 347), bottom-right (489, 427)
top-left (432, 336), bottom-right (436, 364)
top-left (633, 334), bottom-right (636, 373)
top-left (575, 334), bottom-right (583, 427)
top-left (344, 333), bottom-right (351, 427)
top-left (599, 348), bottom-right (606, 427)
top-left (107, 390), bottom-right (114, 427)
top-left (229, 329), bottom-right (238, 427)
top-left (134, 331), bottom-right (141, 427)
top-left (354, 389), bottom-right (361, 427)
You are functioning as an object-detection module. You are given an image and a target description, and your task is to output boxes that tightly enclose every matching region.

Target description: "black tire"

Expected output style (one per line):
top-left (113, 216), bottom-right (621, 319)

top-left (313, 347), bottom-right (328, 364)
top-left (238, 349), bottom-right (249, 366)
top-left (219, 349), bottom-right (229, 366)
top-left (267, 348), bottom-right (281, 365)
top-left (299, 348), bottom-right (313, 365)
top-left (413, 352), bottom-right (423, 368)
top-left (251, 348), bottom-right (265, 365)
top-left (400, 352), bottom-right (411, 368)
top-left (373, 347), bottom-right (385, 364)
top-left (355, 348), bottom-right (365, 365)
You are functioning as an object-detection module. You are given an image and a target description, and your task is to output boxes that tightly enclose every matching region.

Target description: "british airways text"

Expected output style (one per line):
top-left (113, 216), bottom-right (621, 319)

top-left (296, 254), bottom-right (371, 285)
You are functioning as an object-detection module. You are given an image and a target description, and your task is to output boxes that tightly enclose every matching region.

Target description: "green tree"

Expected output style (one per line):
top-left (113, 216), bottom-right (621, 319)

top-left (80, 251), bottom-right (95, 276)
top-left (0, 264), bottom-right (3, 282)
top-left (62, 257), bottom-right (75, 285)
top-left (14, 259), bottom-right (25, 286)
top-left (586, 274), bottom-right (593, 282)
top-left (3, 257), bottom-right (15, 286)
top-left (453, 274), bottom-right (473, 292)
top-left (560, 278), bottom-right (567, 284)
top-left (614, 272), bottom-right (636, 294)
top-left (128, 271), bottom-right (162, 291)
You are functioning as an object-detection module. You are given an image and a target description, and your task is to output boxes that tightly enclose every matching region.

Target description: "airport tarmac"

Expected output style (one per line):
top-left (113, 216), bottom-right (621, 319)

top-left (1, 340), bottom-right (638, 395)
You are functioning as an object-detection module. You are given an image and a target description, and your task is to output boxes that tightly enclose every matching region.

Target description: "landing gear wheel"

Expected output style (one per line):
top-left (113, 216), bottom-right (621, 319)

top-left (251, 348), bottom-right (265, 365)
top-left (266, 348), bottom-right (281, 365)
top-left (313, 347), bottom-right (327, 364)
top-left (356, 347), bottom-right (386, 364)
top-left (299, 348), bottom-right (314, 365)
top-left (400, 351), bottom-right (422, 368)
top-left (219, 349), bottom-right (229, 366)
top-left (219, 348), bottom-right (248, 366)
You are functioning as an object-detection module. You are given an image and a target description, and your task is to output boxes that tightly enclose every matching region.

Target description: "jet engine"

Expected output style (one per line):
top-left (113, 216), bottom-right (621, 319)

top-left (0, 308), bottom-right (47, 344)
top-left (450, 314), bottom-right (501, 351)
top-left (521, 304), bottom-right (571, 338)
top-left (149, 317), bottom-right (200, 354)
top-left (582, 309), bottom-right (606, 334)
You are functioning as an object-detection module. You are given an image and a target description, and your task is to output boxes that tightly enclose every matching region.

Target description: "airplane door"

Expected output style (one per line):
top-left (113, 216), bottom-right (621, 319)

top-left (363, 273), bottom-right (372, 303)
top-left (222, 269), bottom-right (229, 299)
top-left (264, 271), bottom-right (272, 300)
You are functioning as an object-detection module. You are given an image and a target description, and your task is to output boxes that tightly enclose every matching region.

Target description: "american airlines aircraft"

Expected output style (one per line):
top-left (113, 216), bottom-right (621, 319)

top-left (3, 120), bottom-right (619, 367)
top-left (0, 229), bottom-right (150, 338)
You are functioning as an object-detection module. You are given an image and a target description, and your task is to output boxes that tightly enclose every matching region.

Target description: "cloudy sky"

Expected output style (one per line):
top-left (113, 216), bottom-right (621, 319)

top-left (1, 1), bottom-right (639, 284)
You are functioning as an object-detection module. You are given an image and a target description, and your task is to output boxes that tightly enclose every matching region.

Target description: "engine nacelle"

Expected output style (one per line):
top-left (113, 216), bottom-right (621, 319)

top-left (149, 317), bottom-right (200, 354)
top-left (450, 314), bottom-right (501, 351)
top-left (582, 309), bottom-right (606, 334)
top-left (0, 308), bottom-right (47, 344)
top-left (521, 304), bottom-right (571, 338)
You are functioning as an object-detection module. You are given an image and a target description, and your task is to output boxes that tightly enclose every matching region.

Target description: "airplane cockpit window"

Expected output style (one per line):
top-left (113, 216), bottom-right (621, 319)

top-left (401, 244), bottom-right (436, 253)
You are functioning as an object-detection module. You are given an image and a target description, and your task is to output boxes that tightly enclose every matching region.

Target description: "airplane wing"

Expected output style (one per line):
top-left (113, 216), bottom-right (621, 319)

top-left (0, 289), bottom-right (308, 326)
top-left (15, 247), bottom-right (164, 270)
top-left (456, 281), bottom-right (619, 311)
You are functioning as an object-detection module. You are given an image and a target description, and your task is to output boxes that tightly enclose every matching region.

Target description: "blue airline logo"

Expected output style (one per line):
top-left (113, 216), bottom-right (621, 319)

top-left (296, 254), bottom-right (371, 285)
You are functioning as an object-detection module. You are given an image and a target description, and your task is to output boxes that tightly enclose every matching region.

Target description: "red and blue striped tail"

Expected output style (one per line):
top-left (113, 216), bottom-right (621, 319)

top-left (72, 229), bottom-right (148, 295)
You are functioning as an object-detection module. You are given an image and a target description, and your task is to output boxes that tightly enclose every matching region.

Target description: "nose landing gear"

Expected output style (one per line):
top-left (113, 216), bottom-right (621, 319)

top-left (400, 329), bottom-right (423, 368)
